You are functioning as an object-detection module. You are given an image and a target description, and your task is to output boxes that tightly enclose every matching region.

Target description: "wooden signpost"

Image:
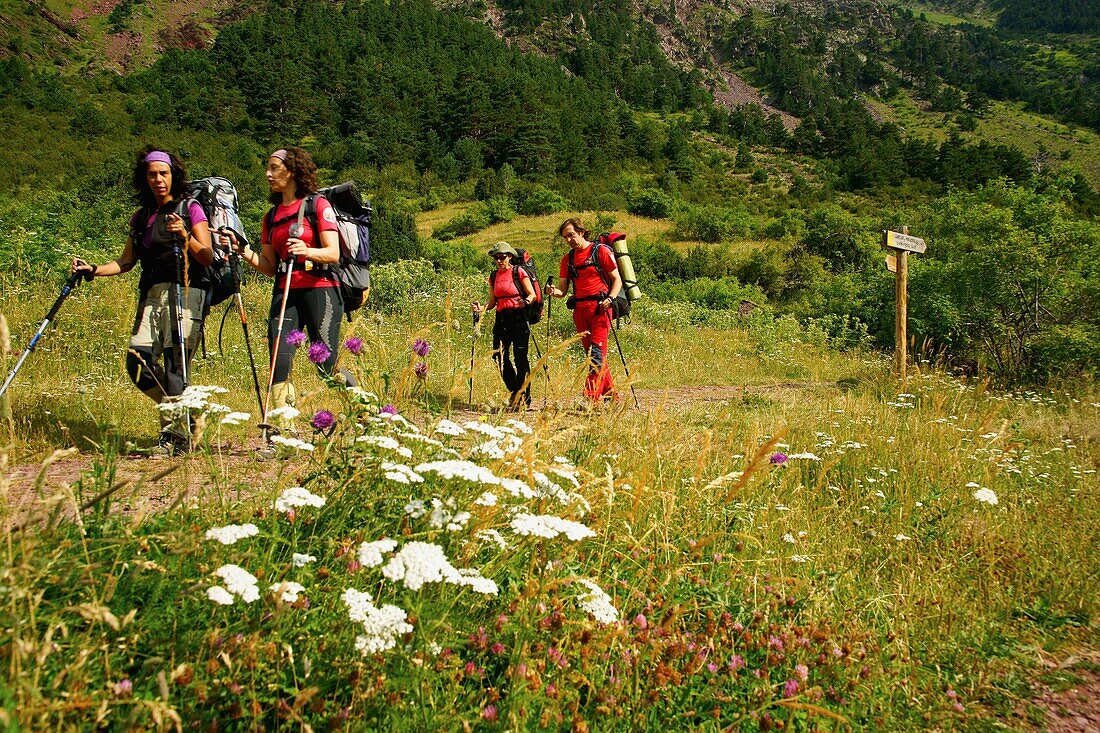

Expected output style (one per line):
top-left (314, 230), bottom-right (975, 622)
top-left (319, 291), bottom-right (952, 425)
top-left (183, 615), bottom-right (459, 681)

top-left (882, 227), bottom-right (927, 384)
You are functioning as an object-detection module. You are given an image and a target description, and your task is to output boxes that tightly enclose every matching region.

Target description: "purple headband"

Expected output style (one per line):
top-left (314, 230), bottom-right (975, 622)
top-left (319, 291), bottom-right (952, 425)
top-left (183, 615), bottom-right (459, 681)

top-left (270, 149), bottom-right (288, 161)
top-left (144, 151), bottom-right (172, 165)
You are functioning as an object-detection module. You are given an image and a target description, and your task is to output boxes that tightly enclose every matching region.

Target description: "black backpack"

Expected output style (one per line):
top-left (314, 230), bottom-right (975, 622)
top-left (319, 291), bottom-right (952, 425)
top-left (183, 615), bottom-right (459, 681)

top-left (265, 181), bottom-right (372, 321)
top-left (492, 249), bottom-right (543, 324)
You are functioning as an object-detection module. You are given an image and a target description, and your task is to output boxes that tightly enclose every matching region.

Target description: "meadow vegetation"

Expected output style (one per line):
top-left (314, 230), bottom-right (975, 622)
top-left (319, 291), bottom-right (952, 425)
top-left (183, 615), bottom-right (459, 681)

top-left (2, 253), bottom-right (1099, 730)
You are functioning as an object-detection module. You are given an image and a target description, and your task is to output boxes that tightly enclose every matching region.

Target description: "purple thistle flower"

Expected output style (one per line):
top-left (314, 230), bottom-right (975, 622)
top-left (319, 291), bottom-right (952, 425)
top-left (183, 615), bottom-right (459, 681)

top-left (784, 678), bottom-right (799, 697)
top-left (481, 705), bottom-right (498, 722)
top-left (285, 329), bottom-right (306, 347)
top-left (770, 451), bottom-right (789, 465)
top-left (380, 404), bottom-right (398, 415)
top-left (307, 341), bottom-right (331, 364)
top-left (344, 337), bottom-right (363, 355)
top-left (311, 410), bottom-right (335, 431)
top-left (412, 338), bottom-right (431, 357)
top-left (413, 361), bottom-right (428, 380)
top-left (729, 654), bottom-right (745, 671)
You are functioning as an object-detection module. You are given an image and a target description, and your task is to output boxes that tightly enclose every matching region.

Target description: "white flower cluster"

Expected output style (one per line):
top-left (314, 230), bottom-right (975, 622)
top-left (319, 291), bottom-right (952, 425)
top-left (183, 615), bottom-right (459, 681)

top-left (475, 529), bottom-right (509, 549)
top-left (158, 385), bottom-right (229, 416)
top-left (428, 497), bottom-right (471, 531)
top-left (382, 462), bottom-right (424, 484)
top-left (972, 486), bottom-right (999, 505)
top-left (505, 419), bottom-right (533, 435)
top-left (208, 564), bottom-right (260, 605)
top-left (219, 411), bottom-right (251, 426)
top-left (474, 435), bottom-right (524, 459)
top-left (415, 460), bottom-right (501, 486)
top-left (510, 513), bottom-right (595, 541)
top-left (533, 472), bottom-right (570, 504)
top-left (292, 553), bottom-right (317, 567)
top-left (575, 579), bottom-right (619, 624)
top-left (433, 419), bottom-right (466, 436)
top-left (357, 538), bottom-right (398, 568)
top-left (474, 491), bottom-right (498, 506)
top-left (270, 581), bottom-right (305, 603)
top-left (462, 421), bottom-right (507, 439)
top-left (274, 486), bottom-right (326, 512)
top-left (267, 406), bottom-right (301, 422)
top-left (356, 434), bottom-right (413, 458)
top-left (204, 523), bottom-right (260, 545)
top-left (380, 541), bottom-right (497, 594)
top-left (499, 477), bottom-right (536, 499)
top-left (788, 452), bottom-right (822, 461)
top-left (347, 387), bottom-right (379, 405)
top-left (343, 588), bottom-right (413, 655)
top-left (270, 435), bottom-right (314, 451)
top-left (398, 431), bottom-right (444, 448)
top-left (404, 499), bottom-right (427, 518)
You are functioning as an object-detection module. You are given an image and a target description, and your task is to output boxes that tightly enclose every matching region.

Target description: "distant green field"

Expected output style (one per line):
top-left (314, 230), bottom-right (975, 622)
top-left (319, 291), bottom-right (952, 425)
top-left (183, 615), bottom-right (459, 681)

top-left (904, 3), bottom-right (995, 27)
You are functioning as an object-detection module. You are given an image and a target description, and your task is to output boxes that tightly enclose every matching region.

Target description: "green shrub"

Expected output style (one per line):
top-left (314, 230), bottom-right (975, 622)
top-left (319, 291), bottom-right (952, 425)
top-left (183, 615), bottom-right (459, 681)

top-left (626, 188), bottom-right (675, 219)
top-left (421, 238), bottom-right (484, 275)
top-left (672, 204), bottom-right (754, 243)
top-left (517, 184), bottom-right (570, 215)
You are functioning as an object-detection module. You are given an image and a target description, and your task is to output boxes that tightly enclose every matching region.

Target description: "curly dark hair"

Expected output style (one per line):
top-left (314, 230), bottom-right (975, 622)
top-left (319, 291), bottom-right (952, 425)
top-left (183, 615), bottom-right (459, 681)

top-left (131, 146), bottom-right (188, 209)
top-left (268, 146), bottom-right (320, 204)
top-left (558, 217), bottom-right (589, 239)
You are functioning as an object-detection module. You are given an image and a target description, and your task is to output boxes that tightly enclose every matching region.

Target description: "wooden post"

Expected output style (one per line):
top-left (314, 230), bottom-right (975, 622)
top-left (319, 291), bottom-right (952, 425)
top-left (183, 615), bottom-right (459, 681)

top-left (895, 226), bottom-right (908, 385)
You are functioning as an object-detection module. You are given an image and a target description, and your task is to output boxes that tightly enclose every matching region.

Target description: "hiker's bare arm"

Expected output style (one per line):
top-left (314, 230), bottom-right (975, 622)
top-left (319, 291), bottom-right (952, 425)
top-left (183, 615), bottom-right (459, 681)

top-left (522, 277), bottom-right (536, 302)
top-left (288, 229), bottom-right (339, 265)
top-left (186, 219), bottom-right (213, 267)
top-left (549, 277), bottom-right (569, 297)
top-left (607, 264), bottom-right (622, 300)
top-left (72, 239), bottom-right (136, 277)
top-left (230, 229), bottom-right (276, 278)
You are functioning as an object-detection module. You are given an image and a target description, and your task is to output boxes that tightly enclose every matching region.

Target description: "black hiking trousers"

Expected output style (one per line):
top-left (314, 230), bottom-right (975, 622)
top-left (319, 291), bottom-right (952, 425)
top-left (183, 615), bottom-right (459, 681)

top-left (492, 306), bottom-right (531, 407)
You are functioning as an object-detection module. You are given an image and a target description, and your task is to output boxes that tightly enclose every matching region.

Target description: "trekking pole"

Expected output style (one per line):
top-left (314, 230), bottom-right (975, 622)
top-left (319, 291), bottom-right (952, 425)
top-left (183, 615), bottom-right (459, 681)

top-left (220, 227), bottom-right (264, 416)
top-left (170, 236), bottom-right (190, 389)
top-left (0, 270), bottom-right (91, 400)
top-left (468, 307), bottom-right (480, 407)
top-left (608, 317), bottom-right (640, 408)
top-left (260, 256), bottom-right (295, 437)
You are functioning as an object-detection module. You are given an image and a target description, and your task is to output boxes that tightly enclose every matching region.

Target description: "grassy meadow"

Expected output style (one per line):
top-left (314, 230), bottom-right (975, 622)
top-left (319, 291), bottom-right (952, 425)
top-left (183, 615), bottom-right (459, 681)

top-left (1, 231), bottom-right (1098, 731)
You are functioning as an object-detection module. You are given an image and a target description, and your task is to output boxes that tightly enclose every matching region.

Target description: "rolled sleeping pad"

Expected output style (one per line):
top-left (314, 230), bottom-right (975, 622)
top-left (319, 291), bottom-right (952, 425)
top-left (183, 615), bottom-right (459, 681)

top-left (607, 233), bottom-right (642, 302)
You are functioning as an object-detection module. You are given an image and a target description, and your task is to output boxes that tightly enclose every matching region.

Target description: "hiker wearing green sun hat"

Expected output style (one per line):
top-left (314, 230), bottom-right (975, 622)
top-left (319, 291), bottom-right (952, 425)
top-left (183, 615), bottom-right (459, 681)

top-left (473, 242), bottom-right (537, 410)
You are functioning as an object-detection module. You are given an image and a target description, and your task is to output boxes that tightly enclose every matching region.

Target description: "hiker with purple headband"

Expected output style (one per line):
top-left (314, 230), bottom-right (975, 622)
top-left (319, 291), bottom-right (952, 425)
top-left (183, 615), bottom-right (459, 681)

top-left (72, 146), bottom-right (213, 455)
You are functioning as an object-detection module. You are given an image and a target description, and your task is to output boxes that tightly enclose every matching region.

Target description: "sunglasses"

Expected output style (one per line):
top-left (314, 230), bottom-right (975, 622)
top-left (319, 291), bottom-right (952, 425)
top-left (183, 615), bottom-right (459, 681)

top-left (493, 254), bottom-right (510, 261)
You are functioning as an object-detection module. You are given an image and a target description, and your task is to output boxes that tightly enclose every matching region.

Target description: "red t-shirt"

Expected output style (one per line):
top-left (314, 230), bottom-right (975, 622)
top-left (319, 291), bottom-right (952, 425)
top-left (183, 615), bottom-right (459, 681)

top-left (491, 266), bottom-right (530, 311)
top-left (559, 242), bottom-right (617, 298)
top-left (262, 197), bottom-right (339, 290)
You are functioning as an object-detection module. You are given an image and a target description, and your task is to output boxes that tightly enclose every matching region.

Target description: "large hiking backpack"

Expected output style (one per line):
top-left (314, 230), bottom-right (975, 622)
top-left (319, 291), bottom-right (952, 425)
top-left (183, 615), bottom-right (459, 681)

top-left (567, 234), bottom-right (631, 319)
top-left (266, 182), bottom-right (373, 322)
top-left (186, 176), bottom-right (244, 313)
top-left (317, 181), bottom-right (372, 320)
top-left (492, 249), bottom-right (543, 324)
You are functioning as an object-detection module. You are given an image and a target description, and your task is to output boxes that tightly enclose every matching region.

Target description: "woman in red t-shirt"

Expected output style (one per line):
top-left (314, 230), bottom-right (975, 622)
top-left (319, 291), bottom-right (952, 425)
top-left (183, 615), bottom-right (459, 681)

top-left (232, 147), bottom-right (355, 424)
top-left (473, 242), bottom-right (537, 409)
top-left (546, 217), bottom-right (621, 402)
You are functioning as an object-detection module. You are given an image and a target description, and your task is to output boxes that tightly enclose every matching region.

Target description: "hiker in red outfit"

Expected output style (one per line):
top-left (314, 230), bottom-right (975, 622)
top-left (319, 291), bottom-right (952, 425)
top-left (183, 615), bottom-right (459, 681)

top-left (546, 217), bottom-right (622, 402)
top-left (473, 242), bottom-right (538, 410)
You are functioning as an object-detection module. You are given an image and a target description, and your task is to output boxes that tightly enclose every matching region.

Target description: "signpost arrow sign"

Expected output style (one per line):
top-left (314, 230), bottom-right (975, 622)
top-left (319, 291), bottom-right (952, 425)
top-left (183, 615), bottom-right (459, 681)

top-left (882, 230), bottom-right (927, 254)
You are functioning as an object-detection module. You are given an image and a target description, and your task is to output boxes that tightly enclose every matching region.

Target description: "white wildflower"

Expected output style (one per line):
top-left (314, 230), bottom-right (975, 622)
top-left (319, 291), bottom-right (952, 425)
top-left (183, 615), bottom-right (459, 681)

top-left (433, 419), bottom-right (466, 436)
top-left (790, 555), bottom-right (810, 563)
top-left (205, 402), bottom-right (232, 414)
top-left (357, 538), bottom-right (398, 568)
top-left (292, 553), bottom-right (317, 567)
top-left (204, 523), bottom-right (260, 545)
top-left (475, 529), bottom-right (508, 549)
top-left (452, 568), bottom-right (499, 595)
top-left (549, 466), bottom-right (580, 488)
top-left (343, 588), bottom-right (412, 656)
top-left (380, 541), bottom-right (456, 590)
top-left (267, 405), bottom-right (300, 422)
top-left (973, 487), bottom-right (999, 505)
top-left (270, 435), bottom-right (314, 451)
top-left (788, 452), bottom-right (821, 461)
top-left (398, 432), bottom-right (444, 447)
top-left (356, 434), bottom-right (413, 458)
top-left (219, 411), bottom-right (251, 426)
top-left (499, 477), bottom-right (536, 499)
top-left (270, 581), bottom-right (305, 603)
top-left (505, 419), bottom-right (533, 435)
top-left (404, 499), bottom-right (427, 518)
top-left (206, 586), bottom-right (235, 605)
top-left (274, 486), bottom-right (326, 512)
top-left (462, 421), bottom-right (506, 439)
top-left (382, 462), bottom-right (424, 484)
top-left (575, 579), bottom-right (619, 624)
top-left (474, 491), bottom-right (498, 506)
top-left (895, 534), bottom-right (912, 541)
top-left (510, 513), bottom-right (595, 541)
top-left (214, 564), bottom-right (260, 604)
top-left (415, 460), bottom-right (501, 486)
top-left (782, 533), bottom-right (796, 544)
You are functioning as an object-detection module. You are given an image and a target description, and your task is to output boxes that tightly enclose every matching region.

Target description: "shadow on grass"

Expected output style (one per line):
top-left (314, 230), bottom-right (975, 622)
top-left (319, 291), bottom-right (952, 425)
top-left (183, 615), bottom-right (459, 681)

top-left (5, 392), bottom-right (152, 454)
